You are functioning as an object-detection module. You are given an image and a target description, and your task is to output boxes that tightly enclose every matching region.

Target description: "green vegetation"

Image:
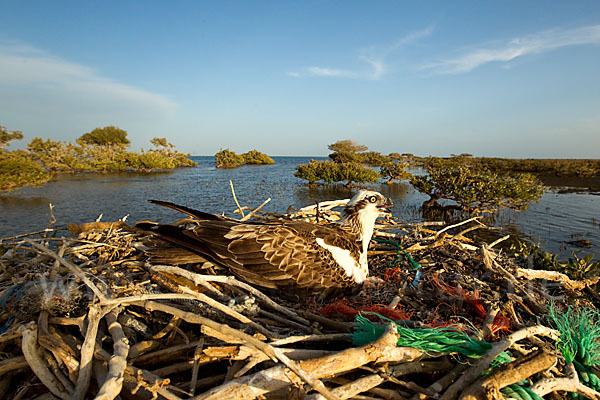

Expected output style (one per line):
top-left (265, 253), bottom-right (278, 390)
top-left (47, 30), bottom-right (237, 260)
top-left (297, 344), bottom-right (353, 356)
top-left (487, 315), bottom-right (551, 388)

top-left (380, 160), bottom-right (412, 184)
top-left (295, 140), bottom-right (412, 187)
top-left (412, 157), bottom-right (544, 212)
top-left (1, 126), bottom-right (53, 190)
top-left (0, 150), bottom-right (53, 191)
top-left (79, 125), bottom-right (130, 146)
top-left (327, 139), bottom-right (368, 153)
top-left (0, 125), bottom-right (196, 192)
top-left (242, 149), bottom-right (275, 165)
top-left (471, 157), bottom-right (600, 178)
top-left (410, 155), bottom-right (600, 178)
top-left (294, 160), bottom-right (380, 186)
top-left (297, 143), bottom-right (548, 213)
top-left (215, 148), bottom-right (274, 168)
top-left (1, 126), bottom-right (24, 149)
top-left (513, 240), bottom-right (600, 290)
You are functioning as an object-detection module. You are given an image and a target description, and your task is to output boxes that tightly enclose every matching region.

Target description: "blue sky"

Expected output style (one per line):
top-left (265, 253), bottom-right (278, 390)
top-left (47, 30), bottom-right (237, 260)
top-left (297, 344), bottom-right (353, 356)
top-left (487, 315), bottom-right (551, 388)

top-left (1, 1), bottom-right (599, 157)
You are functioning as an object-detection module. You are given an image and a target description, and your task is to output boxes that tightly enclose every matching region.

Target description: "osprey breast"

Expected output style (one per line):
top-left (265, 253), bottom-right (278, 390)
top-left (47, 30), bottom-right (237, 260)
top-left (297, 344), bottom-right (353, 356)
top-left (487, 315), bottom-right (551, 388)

top-left (315, 238), bottom-right (367, 283)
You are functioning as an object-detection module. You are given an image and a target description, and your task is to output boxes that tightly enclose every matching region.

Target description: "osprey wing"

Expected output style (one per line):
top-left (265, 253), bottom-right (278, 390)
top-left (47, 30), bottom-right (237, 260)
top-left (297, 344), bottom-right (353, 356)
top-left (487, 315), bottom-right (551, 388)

top-left (137, 219), bottom-right (362, 294)
top-left (222, 221), bottom-right (362, 292)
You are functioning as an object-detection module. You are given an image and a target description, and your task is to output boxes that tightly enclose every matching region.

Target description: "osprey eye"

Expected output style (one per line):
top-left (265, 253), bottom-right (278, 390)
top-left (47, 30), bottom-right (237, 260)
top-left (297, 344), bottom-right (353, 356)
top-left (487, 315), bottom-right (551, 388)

top-left (369, 196), bottom-right (377, 203)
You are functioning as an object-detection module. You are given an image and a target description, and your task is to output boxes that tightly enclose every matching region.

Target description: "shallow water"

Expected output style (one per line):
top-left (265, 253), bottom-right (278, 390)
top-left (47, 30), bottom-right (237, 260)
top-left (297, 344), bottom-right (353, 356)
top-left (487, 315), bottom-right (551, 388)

top-left (0, 156), bottom-right (598, 261)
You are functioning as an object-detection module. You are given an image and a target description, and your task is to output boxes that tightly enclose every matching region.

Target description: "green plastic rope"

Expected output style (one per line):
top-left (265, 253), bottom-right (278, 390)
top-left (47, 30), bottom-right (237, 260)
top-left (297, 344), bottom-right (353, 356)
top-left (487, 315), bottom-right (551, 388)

top-left (353, 312), bottom-right (511, 364)
top-left (501, 384), bottom-right (544, 400)
top-left (372, 237), bottom-right (420, 271)
top-left (372, 237), bottom-right (421, 287)
top-left (548, 303), bottom-right (600, 368)
top-left (548, 304), bottom-right (600, 400)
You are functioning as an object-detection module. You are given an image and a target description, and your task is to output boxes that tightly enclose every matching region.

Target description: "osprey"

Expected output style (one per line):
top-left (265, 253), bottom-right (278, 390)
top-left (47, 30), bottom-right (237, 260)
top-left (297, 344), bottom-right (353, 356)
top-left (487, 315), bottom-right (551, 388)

top-left (136, 190), bottom-right (392, 296)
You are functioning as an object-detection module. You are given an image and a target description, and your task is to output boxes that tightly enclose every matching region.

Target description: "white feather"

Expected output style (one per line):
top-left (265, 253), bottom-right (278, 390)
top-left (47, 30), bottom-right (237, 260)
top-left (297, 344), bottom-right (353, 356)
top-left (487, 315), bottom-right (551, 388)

top-left (315, 238), bottom-right (368, 283)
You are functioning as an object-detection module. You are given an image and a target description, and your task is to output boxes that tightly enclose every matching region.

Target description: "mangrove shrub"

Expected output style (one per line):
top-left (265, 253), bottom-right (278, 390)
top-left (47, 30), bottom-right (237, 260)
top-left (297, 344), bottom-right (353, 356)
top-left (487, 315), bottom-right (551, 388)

top-left (1, 124), bottom-right (196, 191)
top-left (1, 126), bottom-right (24, 149)
top-left (380, 160), bottom-right (412, 184)
top-left (215, 148), bottom-right (274, 168)
top-left (0, 150), bottom-right (52, 191)
top-left (328, 139), bottom-right (368, 153)
top-left (294, 160), bottom-right (380, 187)
top-left (411, 158), bottom-right (544, 212)
top-left (296, 139), bottom-right (412, 186)
top-left (242, 150), bottom-right (275, 165)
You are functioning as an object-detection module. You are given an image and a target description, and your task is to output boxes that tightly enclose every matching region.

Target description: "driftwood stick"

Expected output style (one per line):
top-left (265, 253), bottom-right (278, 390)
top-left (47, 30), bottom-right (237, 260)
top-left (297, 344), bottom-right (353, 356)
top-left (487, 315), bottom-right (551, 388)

top-left (488, 235), bottom-right (510, 249)
top-left (328, 376), bottom-right (407, 400)
top-left (0, 329), bottom-right (21, 344)
top-left (43, 350), bottom-right (75, 394)
top-left (150, 265), bottom-right (309, 326)
top-left (448, 225), bottom-right (483, 243)
top-left (390, 359), bottom-right (454, 377)
top-left (440, 325), bottom-right (558, 400)
top-left (432, 217), bottom-right (481, 239)
top-left (137, 300), bottom-right (338, 400)
top-left (94, 348), bottom-right (182, 400)
top-left (128, 340), bottom-right (160, 360)
top-left (37, 330), bottom-right (80, 383)
top-left (258, 309), bottom-right (313, 333)
top-left (19, 322), bottom-right (71, 400)
top-left (67, 221), bottom-right (128, 235)
top-left (134, 339), bottom-right (205, 366)
top-left (24, 238), bottom-right (107, 301)
top-left (229, 180), bottom-right (245, 217)
top-left (189, 339), bottom-right (205, 396)
top-left (516, 268), bottom-right (600, 290)
top-left (297, 199), bottom-right (349, 214)
top-left (410, 364), bottom-right (469, 400)
top-left (193, 323), bottom-right (423, 400)
top-left (173, 281), bottom-right (278, 338)
top-left (301, 310), bottom-right (355, 332)
top-left (481, 245), bottom-right (547, 314)
top-left (95, 307), bottom-right (130, 400)
top-left (530, 362), bottom-right (600, 399)
top-left (73, 304), bottom-right (110, 400)
top-left (240, 197), bottom-right (271, 221)
top-left (0, 228), bottom-right (59, 242)
top-left (479, 305), bottom-right (499, 340)
top-left (460, 350), bottom-right (557, 400)
top-left (48, 315), bottom-right (86, 334)
top-left (99, 293), bottom-right (200, 306)
top-left (0, 355), bottom-right (29, 375)
top-left (271, 333), bottom-right (352, 347)
top-left (38, 310), bottom-right (79, 382)
top-left (152, 315), bottom-right (181, 340)
top-left (308, 374), bottom-right (385, 400)
top-left (310, 360), bottom-right (453, 400)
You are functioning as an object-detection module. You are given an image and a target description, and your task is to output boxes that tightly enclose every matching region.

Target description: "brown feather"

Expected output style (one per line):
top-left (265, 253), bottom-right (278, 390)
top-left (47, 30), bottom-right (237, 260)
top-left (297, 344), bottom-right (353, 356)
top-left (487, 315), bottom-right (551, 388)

top-left (136, 191), bottom-right (391, 296)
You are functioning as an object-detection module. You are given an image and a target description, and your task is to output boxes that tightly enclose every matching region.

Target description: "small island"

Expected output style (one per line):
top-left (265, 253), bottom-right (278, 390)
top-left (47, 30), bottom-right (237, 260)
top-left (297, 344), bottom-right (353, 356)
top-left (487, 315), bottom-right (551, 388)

top-left (215, 148), bottom-right (275, 168)
top-left (0, 125), bottom-right (196, 192)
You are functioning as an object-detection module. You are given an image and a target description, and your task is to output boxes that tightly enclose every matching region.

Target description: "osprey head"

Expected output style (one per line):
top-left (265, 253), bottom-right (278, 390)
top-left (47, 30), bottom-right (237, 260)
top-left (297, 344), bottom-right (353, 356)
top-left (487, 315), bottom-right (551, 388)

top-left (343, 190), bottom-right (393, 220)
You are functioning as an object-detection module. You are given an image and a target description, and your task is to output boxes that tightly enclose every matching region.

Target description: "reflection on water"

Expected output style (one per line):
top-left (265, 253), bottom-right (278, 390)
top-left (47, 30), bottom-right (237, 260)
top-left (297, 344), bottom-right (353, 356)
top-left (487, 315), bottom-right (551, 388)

top-left (0, 196), bottom-right (52, 207)
top-left (0, 156), bottom-right (597, 261)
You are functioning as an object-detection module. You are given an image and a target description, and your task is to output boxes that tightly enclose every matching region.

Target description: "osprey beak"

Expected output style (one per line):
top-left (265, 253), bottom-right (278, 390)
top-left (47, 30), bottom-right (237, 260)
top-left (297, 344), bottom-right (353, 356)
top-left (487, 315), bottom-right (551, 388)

top-left (377, 197), bottom-right (393, 215)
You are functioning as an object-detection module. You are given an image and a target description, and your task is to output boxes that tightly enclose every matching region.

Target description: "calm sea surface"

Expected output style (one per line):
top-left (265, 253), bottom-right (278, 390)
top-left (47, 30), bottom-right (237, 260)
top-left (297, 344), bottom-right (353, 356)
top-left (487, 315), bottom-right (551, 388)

top-left (1, 156), bottom-right (598, 260)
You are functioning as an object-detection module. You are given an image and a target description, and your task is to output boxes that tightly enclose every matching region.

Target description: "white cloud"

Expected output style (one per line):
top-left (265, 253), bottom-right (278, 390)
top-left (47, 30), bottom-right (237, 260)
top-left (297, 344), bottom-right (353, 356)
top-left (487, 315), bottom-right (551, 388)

top-left (425, 24), bottom-right (600, 74)
top-left (0, 41), bottom-right (176, 114)
top-left (288, 26), bottom-right (433, 80)
top-left (388, 26), bottom-right (435, 51)
top-left (306, 66), bottom-right (358, 78)
top-left (361, 56), bottom-right (385, 80)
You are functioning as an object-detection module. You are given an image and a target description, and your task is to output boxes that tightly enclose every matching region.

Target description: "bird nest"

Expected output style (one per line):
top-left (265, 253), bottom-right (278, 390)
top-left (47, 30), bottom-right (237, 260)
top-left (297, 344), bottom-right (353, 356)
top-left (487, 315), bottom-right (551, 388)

top-left (1, 196), bottom-right (600, 400)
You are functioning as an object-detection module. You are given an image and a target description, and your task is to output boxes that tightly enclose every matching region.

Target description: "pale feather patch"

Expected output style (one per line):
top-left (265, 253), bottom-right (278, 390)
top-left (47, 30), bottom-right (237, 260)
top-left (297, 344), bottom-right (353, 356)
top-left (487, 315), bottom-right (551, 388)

top-left (315, 238), bottom-right (367, 283)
